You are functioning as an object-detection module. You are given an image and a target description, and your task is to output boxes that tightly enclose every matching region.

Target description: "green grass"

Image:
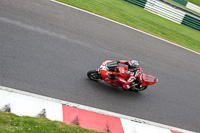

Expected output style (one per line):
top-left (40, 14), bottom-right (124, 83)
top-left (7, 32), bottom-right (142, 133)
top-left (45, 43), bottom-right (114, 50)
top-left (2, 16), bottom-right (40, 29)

top-left (58, 0), bottom-right (200, 53)
top-left (0, 111), bottom-right (106, 133)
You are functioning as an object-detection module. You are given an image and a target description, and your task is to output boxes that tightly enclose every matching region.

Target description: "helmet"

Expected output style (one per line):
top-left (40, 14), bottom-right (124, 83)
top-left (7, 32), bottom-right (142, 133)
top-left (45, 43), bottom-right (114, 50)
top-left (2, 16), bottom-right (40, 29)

top-left (129, 60), bottom-right (139, 71)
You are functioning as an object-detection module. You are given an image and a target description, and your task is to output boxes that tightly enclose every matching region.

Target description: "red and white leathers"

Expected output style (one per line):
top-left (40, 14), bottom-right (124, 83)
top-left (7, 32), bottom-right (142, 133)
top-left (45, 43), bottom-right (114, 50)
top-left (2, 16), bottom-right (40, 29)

top-left (117, 60), bottom-right (143, 90)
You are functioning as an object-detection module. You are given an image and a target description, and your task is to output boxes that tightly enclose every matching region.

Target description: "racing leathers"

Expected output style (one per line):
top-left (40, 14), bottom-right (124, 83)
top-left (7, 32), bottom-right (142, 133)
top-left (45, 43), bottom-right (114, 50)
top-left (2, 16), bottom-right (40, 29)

top-left (116, 60), bottom-right (143, 90)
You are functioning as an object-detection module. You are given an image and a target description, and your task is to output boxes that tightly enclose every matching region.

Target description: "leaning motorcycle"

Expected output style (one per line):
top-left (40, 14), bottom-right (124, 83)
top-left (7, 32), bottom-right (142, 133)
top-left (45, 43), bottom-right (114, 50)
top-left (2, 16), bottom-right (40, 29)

top-left (87, 60), bottom-right (158, 91)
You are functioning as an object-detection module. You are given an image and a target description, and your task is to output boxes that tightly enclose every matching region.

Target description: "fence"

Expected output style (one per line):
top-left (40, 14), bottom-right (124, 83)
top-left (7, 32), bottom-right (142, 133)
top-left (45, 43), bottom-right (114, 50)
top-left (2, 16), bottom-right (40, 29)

top-left (186, 2), bottom-right (200, 13)
top-left (145, 0), bottom-right (186, 24)
top-left (124, 0), bottom-right (200, 31)
top-left (181, 14), bottom-right (200, 30)
top-left (172, 0), bottom-right (187, 6)
top-left (171, 0), bottom-right (200, 13)
top-left (125, 0), bottom-right (147, 8)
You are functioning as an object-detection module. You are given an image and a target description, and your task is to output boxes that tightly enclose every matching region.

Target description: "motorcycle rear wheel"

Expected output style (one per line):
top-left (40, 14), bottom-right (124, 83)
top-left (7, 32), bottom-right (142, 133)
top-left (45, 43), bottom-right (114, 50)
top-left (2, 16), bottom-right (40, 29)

top-left (87, 70), bottom-right (102, 81)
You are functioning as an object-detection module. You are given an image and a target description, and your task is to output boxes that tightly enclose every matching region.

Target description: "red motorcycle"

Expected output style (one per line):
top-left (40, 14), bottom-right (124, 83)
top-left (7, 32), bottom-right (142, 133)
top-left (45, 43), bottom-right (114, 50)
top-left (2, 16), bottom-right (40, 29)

top-left (87, 60), bottom-right (158, 91)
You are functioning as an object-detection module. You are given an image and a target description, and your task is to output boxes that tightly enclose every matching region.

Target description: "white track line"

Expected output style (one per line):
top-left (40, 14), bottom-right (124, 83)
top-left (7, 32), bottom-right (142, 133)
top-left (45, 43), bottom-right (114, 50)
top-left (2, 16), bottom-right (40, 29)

top-left (50, 0), bottom-right (200, 56)
top-left (0, 86), bottom-right (196, 133)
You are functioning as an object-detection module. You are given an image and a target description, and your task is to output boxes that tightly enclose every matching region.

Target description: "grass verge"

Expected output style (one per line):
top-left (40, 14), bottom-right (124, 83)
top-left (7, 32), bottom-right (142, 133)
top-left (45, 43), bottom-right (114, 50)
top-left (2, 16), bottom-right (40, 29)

top-left (57, 0), bottom-right (200, 53)
top-left (0, 111), bottom-right (105, 133)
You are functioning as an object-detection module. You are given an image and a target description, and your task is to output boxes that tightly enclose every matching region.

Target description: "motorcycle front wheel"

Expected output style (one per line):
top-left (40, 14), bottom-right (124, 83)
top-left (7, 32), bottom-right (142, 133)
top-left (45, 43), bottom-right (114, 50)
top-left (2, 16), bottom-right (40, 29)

top-left (87, 70), bottom-right (102, 81)
top-left (136, 86), bottom-right (148, 91)
top-left (131, 86), bottom-right (148, 92)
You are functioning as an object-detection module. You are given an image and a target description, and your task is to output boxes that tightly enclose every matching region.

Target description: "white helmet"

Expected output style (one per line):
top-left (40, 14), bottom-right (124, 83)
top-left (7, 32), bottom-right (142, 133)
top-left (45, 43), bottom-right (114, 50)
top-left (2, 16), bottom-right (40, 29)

top-left (129, 60), bottom-right (139, 71)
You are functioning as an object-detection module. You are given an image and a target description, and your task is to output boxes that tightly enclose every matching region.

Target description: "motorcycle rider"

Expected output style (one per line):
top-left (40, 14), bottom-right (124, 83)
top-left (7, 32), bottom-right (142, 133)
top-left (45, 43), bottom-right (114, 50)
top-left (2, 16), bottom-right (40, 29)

top-left (111, 60), bottom-right (143, 90)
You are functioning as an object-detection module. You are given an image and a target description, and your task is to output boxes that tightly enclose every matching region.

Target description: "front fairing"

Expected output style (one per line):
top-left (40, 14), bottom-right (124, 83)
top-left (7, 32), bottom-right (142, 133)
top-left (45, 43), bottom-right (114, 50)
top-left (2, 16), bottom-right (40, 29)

top-left (141, 73), bottom-right (158, 86)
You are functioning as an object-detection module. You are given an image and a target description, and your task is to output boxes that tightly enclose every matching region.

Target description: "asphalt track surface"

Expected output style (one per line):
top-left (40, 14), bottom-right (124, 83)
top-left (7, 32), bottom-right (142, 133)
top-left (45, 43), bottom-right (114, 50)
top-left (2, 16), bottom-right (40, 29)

top-left (0, 0), bottom-right (200, 132)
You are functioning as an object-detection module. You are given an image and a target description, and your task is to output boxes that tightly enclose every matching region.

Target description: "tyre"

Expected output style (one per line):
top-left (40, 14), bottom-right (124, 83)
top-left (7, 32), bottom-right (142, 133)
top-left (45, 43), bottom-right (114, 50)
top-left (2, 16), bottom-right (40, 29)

top-left (87, 70), bottom-right (102, 81)
top-left (130, 85), bottom-right (148, 92)
top-left (135, 86), bottom-right (148, 91)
